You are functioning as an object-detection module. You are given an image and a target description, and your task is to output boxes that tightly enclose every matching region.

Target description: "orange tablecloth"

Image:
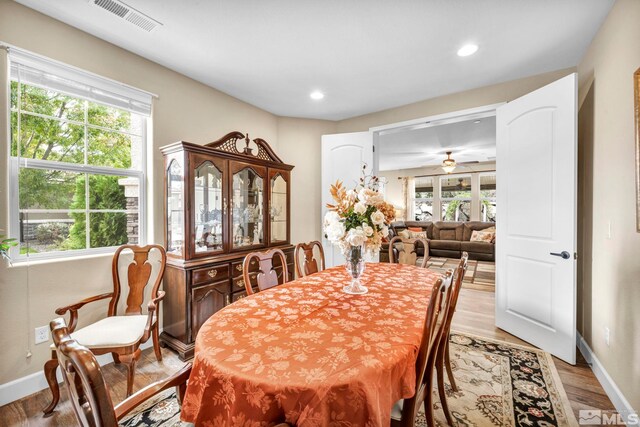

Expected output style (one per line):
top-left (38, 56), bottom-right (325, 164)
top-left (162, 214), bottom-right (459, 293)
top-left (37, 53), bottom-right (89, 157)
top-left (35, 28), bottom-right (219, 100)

top-left (181, 262), bottom-right (439, 426)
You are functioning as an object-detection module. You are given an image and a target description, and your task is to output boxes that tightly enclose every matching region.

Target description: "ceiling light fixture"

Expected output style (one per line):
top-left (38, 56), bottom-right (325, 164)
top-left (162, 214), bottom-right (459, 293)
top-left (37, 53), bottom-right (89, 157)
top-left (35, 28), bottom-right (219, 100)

top-left (457, 44), bottom-right (479, 57)
top-left (310, 91), bottom-right (325, 100)
top-left (441, 151), bottom-right (457, 174)
top-left (474, 120), bottom-right (481, 124)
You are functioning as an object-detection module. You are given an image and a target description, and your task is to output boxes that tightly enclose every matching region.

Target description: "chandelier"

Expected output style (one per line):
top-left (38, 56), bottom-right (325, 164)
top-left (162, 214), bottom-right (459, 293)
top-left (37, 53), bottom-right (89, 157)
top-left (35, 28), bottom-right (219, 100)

top-left (441, 151), bottom-right (457, 174)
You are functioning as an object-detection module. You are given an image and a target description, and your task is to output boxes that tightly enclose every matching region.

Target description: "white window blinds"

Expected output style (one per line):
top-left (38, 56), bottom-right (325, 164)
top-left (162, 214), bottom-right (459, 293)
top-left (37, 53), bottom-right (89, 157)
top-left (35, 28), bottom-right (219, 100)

top-left (8, 46), bottom-right (154, 116)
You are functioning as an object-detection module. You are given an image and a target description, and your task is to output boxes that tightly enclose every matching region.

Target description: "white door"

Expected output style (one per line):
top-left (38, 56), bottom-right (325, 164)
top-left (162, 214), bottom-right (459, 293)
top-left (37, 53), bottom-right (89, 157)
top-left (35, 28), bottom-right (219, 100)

top-left (496, 73), bottom-right (577, 364)
top-left (321, 131), bottom-right (373, 267)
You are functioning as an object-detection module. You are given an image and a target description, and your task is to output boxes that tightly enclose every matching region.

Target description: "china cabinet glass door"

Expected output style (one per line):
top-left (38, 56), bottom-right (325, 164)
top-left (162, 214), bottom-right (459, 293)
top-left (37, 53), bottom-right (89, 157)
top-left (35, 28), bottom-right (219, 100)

top-left (193, 159), bottom-right (225, 254)
top-left (166, 158), bottom-right (184, 256)
top-left (269, 171), bottom-right (289, 243)
top-left (231, 164), bottom-right (265, 249)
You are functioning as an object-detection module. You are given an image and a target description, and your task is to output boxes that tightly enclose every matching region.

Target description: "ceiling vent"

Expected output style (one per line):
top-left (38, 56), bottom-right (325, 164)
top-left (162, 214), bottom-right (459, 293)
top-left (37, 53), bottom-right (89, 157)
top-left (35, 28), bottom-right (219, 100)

top-left (93, 0), bottom-right (162, 32)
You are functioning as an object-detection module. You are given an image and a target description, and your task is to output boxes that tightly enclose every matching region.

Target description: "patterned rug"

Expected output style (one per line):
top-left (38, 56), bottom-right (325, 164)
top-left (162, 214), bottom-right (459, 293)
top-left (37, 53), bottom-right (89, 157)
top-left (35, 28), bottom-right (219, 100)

top-left (123, 333), bottom-right (576, 427)
top-left (425, 257), bottom-right (496, 292)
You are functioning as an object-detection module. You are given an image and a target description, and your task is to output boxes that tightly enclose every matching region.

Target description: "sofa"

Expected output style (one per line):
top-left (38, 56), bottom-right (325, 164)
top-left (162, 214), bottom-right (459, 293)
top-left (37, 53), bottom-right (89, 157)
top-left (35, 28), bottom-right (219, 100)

top-left (381, 221), bottom-right (496, 262)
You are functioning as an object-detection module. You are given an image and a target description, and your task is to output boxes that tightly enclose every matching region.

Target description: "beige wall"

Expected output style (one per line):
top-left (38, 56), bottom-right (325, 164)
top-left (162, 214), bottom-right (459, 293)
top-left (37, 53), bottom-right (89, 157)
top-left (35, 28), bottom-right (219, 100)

top-left (577, 0), bottom-right (640, 409)
top-left (276, 117), bottom-right (337, 244)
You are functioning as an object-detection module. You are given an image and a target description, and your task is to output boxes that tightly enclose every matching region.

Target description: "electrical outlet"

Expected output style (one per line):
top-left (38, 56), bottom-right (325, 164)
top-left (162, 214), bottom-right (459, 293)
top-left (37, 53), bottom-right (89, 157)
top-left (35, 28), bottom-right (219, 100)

top-left (35, 326), bottom-right (49, 345)
top-left (604, 327), bottom-right (610, 347)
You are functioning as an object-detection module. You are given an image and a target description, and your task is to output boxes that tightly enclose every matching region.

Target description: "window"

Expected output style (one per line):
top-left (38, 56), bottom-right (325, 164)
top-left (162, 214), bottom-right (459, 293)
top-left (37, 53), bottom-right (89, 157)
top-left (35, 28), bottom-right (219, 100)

top-left (8, 48), bottom-right (152, 260)
top-left (440, 175), bottom-right (472, 222)
top-left (413, 176), bottom-right (434, 221)
top-left (480, 173), bottom-right (497, 222)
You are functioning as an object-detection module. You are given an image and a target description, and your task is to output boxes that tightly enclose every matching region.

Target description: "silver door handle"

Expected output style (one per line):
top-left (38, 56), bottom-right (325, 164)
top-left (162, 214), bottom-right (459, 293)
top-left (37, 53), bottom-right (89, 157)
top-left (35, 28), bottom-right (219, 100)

top-left (550, 251), bottom-right (571, 260)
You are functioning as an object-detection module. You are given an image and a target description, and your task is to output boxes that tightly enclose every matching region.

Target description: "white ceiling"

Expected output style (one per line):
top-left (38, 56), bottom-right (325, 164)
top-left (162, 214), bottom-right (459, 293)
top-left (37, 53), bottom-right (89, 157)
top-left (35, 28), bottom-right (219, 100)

top-left (15, 0), bottom-right (613, 120)
top-left (378, 117), bottom-right (496, 171)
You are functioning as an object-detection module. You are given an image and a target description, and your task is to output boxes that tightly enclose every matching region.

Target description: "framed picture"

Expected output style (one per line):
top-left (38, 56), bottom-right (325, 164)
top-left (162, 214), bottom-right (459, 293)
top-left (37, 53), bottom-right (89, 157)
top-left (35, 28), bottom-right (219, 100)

top-left (636, 67), bottom-right (640, 232)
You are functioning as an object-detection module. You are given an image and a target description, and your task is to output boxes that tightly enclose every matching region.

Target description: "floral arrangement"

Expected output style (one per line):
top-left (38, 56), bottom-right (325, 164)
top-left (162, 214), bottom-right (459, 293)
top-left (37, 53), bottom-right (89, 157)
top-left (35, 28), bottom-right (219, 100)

top-left (324, 169), bottom-right (395, 256)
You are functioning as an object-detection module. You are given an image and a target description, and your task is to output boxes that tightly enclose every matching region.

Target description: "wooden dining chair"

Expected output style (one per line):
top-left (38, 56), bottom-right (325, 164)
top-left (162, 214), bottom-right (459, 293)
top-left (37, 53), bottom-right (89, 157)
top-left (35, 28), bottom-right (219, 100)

top-left (388, 236), bottom-right (429, 268)
top-left (294, 240), bottom-right (325, 278)
top-left (435, 252), bottom-right (469, 426)
top-left (49, 317), bottom-right (191, 427)
top-left (391, 270), bottom-right (454, 427)
top-left (243, 248), bottom-right (289, 295)
top-left (43, 244), bottom-right (167, 416)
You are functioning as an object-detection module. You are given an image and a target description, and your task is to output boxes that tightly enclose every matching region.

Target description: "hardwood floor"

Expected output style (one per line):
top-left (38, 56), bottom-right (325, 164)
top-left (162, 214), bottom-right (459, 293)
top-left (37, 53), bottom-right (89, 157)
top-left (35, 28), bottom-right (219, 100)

top-left (0, 288), bottom-right (617, 426)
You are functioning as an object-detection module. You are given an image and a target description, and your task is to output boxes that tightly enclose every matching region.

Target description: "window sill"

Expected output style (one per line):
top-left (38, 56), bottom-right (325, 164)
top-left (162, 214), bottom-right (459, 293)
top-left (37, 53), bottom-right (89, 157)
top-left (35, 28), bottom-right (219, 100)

top-left (8, 250), bottom-right (115, 268)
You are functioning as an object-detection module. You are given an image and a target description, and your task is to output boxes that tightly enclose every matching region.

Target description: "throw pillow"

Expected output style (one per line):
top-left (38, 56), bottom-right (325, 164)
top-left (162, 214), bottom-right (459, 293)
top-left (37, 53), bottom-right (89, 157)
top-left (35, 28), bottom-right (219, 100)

top-left (470, 230), bottom-right (494, 243)
top-left (483, 226), bottom-right (496, 242)
top-left (407, 227), bottom-right (423, 232)
top-left (408, 230), bottom-right (427, 240)
top-left (398, 230), bottom-right (411, 240)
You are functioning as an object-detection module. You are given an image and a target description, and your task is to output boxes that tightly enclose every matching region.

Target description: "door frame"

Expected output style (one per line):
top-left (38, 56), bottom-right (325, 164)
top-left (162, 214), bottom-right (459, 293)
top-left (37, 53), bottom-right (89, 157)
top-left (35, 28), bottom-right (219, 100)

top-left (368, 103), bottom-right (505, 176)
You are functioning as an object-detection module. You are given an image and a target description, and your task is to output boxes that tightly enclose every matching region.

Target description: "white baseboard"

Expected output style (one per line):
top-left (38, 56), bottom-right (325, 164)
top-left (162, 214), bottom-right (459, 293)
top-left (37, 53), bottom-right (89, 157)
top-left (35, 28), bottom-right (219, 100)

top-left (0, 340), bottom-right (154, 407)
top-left (577, 333), bottom-right (638, 421)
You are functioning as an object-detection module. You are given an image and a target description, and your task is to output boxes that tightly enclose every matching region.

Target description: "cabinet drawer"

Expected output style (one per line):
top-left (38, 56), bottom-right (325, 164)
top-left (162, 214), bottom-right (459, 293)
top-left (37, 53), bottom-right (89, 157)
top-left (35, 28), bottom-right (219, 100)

top-left (232, 276), bottom-right (248, 291)
top-left (191, 281), bottom-right (230, 341)
top-left (231, 261), bottom-right (245, 277)
top-left (192, 265), bottom-right (229, 286)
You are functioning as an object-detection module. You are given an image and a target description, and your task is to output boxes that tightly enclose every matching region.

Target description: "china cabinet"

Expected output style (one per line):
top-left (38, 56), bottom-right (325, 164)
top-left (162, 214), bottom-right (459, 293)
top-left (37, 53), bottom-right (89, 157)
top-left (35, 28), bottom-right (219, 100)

top-left (160, 131), bottom-right (294, 359)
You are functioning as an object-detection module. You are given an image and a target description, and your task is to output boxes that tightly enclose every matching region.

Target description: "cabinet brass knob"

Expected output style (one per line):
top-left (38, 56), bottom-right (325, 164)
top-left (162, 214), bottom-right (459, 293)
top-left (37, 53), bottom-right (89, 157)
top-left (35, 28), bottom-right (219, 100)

top-left (225, 294), bottom-right (230, 305)
top-left (237, 279), bottom-right (244, 288)
top-left (207, 269), bottom-right (217, 278)
top-left (236, 264), bottom-right (243, 272)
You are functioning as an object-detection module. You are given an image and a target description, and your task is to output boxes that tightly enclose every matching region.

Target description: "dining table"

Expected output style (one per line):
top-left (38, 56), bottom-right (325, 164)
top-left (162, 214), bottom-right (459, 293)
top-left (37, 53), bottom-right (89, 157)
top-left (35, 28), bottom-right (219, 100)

top-left (180, 262), bottom-right (441, 427)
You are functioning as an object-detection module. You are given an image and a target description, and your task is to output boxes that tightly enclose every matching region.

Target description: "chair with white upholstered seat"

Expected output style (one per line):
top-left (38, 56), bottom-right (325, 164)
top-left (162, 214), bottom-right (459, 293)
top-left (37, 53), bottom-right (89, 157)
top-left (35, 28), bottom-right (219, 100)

top-left (42, 244), bottom-right (167, 417)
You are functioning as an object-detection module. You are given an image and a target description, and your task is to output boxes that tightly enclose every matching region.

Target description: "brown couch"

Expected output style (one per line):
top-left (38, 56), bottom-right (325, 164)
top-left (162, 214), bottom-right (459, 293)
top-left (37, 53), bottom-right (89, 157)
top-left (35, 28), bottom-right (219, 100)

top-left (382, 221), bottom-right (495, 262)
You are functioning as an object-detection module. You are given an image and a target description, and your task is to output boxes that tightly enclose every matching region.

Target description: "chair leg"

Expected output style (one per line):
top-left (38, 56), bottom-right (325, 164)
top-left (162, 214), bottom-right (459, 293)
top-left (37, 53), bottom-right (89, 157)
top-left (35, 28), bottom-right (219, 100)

top-left (42, 358), bottom-right (60, 416)
top-left (120, 349), bottom-right (141, 397)
top-left (444, 339), bottom-right (458, 392)
top-left (423, 371), bottom-right (436, 427)
top-left (152, 325), bottom-right (162, 362)
top-left (436, 361), bottom-right (454, 426)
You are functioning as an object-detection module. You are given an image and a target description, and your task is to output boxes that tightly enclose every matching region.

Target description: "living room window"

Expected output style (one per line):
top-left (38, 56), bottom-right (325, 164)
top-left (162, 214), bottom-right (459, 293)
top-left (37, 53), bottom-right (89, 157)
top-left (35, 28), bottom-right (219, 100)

top-left (480, 173), bottom-right (497, 222)
top-left (440, 175), bottom-right (472, 222)
top-left (413, 176), bottom-right (434, 221)
top-left (8, 48), bottom-right (153, 260)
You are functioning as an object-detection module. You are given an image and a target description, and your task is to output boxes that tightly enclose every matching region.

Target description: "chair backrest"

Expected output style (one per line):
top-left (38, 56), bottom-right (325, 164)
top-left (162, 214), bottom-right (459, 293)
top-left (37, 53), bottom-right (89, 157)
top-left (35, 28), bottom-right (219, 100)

top-left (110, 244), bottom-right (167, 316)
top-left (414, 270), bottom-right (454, 389)
top-left (441, 252), bottom-right (469, 340)
top-left (50, 317), bottom-right (118, 427)
top-left (243, 248), bottom-right (289, 295)
top-left (294, 240), bottom-right (326, 278)
top-left (388, 236), bottom-right (428, 268)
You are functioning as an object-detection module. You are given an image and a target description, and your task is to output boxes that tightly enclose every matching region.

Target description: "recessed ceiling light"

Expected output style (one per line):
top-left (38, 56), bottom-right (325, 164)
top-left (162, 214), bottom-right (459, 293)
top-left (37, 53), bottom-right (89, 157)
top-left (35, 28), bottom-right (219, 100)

top-left (310, 91), bottom-right (324, 100)
top-left (474, 120), bottom-right (481, 124)
top-left (457, 44), bottom-right (479, 57)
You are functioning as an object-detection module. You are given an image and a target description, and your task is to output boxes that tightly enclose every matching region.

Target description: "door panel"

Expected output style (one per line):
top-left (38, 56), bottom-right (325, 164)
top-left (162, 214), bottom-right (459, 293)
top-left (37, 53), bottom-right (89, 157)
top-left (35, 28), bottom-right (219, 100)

top-left (496, 73), bottom-right (577, 364)
top-left (321, 132), bottom-right (373, 267)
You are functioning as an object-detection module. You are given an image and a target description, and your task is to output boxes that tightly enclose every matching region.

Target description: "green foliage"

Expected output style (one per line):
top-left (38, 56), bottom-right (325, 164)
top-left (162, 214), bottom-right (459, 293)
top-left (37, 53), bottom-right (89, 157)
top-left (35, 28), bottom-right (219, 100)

top-left (65, 175), bottom-right (128, 250)
top-left (11, 82), bottom-right (135, 252)
top-left (343, 205), bottom-right (377, 231)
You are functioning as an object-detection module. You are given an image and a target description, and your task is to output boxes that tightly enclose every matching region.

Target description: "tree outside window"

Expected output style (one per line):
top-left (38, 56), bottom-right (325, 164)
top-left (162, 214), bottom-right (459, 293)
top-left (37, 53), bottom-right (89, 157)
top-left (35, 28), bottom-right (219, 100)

top-left (10, 81), bottom-right (143, 256)
top-left (440, 175), bottom-right (472, 222)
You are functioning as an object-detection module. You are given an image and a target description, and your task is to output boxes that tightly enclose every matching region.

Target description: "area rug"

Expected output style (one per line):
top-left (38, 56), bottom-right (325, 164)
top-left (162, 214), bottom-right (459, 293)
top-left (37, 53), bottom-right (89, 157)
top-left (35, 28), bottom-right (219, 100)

top-left (425, 257), bottom-right (496, 292)
top-left (123, 333), bottom-right (576, 427)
